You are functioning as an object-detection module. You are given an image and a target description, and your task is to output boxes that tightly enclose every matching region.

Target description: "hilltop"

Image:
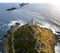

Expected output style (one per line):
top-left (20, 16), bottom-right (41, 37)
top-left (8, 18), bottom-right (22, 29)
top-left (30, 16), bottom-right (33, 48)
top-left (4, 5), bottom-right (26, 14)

top-left (3, 22), bottom-right (57, 53)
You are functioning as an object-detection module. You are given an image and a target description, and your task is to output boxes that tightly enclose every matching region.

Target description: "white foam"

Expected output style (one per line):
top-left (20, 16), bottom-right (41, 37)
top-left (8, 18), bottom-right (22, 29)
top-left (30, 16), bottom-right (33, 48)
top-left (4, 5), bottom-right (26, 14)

top-left (37, 23), bottom-right (59, 35)
top-left (7, 20), bottom-right (25, 27)
top-left (55, 43), bottom-right (60, 53)
top-left (6, 20), bottom-right (26, 30)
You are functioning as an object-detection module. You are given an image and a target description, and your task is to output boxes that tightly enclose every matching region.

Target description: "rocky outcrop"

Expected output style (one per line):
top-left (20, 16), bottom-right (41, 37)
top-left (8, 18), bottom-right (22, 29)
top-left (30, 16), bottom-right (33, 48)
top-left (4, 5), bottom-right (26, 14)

top-left (3, 22), bottom-right (56, 53)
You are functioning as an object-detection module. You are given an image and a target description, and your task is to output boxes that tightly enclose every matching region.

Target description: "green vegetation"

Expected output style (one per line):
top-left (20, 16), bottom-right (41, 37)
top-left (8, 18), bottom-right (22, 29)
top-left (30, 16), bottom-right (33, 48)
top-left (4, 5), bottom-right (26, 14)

top-left (13, 25), bottom-right (38, 53)
top-left (8, 35), bottom-right (13, 53)
top-left (6, 23), bottom-right (56, 53)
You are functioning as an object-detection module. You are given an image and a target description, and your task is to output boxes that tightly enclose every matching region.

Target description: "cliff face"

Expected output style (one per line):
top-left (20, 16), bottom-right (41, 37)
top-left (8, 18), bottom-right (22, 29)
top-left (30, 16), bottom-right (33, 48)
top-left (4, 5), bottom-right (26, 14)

top-left (3, 23), bottom-right (56, 53)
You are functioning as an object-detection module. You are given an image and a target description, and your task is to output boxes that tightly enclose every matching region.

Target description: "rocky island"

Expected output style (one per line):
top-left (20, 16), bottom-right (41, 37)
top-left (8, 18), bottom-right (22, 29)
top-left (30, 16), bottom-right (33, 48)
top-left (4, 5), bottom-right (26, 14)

top-left (3, 20), bottom-right (57, 53)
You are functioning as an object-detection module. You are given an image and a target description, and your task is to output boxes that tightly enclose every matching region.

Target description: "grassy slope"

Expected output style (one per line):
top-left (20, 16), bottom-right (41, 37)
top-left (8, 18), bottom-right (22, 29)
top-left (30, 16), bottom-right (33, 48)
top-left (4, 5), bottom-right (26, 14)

top-left (7, 24), bottom-right (56, 53)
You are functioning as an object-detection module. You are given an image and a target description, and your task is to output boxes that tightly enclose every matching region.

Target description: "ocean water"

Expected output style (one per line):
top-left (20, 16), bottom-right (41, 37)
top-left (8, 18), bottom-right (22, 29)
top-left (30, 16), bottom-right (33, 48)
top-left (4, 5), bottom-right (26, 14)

top-left (0, 3), bottom-right (60, 53)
